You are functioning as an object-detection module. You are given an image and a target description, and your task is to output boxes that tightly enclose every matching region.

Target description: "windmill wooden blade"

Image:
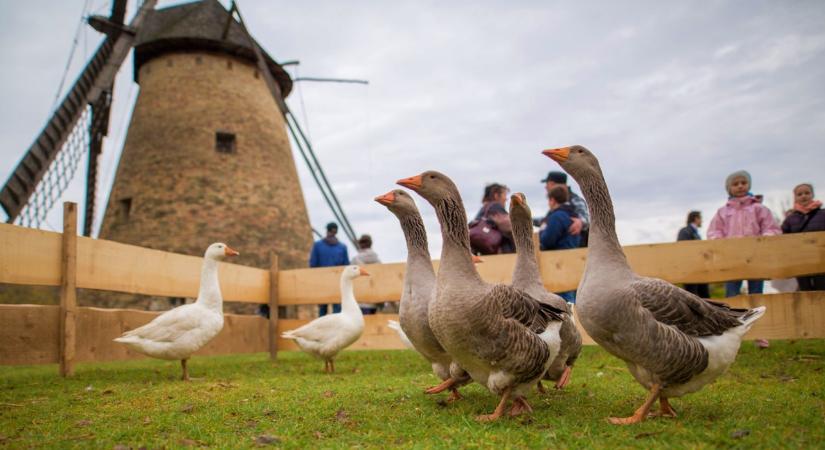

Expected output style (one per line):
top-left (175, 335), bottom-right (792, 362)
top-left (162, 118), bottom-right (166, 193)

top-left (0, 0), bottom-right (157, 226)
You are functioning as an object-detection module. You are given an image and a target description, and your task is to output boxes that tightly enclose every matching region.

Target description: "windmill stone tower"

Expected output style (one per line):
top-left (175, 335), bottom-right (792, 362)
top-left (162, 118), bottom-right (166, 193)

top-left (98, 0), bottom-right (312, 271)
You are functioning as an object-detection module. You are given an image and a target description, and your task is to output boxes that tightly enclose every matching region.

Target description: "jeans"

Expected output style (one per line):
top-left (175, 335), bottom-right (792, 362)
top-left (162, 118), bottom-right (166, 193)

top-left (725, 280), bottom-right (764, 297)
top-left (319, 304), bottom-right (341, 316)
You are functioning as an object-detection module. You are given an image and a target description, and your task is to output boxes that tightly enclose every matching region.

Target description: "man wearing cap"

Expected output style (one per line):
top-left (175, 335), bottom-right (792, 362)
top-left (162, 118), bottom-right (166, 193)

top-left (541, 171), bottom-right (589, 247)
top-left (310, 222), bottom-right (350, 315)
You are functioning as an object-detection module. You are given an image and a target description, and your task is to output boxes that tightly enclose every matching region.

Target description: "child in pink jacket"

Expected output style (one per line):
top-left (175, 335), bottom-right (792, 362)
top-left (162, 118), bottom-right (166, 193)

top-left (707, 170), bottom-right (781, 297)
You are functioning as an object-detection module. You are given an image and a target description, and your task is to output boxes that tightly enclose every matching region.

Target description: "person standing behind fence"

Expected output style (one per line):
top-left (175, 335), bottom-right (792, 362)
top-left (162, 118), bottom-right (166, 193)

top-left (472, 183), bottom-right (514, 254)
top-left (350, 234), bottom-right (381, 314)
top-left (707, 170), bottom-right (781, 297)
top-left (540, 186), bottom-right (581, 303)
top-left (781, 183), bottom-right (825, 291)
top-left (541, 171), bottom-right (589, 247)
top-left (676, 210), bottom-right (711, 298)
top-left (310, 222), bottom-right (350, 316)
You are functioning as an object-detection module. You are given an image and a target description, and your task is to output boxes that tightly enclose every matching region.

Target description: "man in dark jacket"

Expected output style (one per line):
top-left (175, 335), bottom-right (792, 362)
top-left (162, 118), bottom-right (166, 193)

top-left (540, 186), bottom-right (580, 303)
top-left (677, 211), bottom-right (710, 298)
top-left (310, 222), bottom-right (350, 315)
top-left (540, 171), bottom-right (589, 247)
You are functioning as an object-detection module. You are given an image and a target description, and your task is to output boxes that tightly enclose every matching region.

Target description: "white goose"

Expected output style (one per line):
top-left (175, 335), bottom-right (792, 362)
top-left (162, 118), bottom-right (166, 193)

top-left (114, 242), bottom-right (239, 380)
top-left (281, 265), bottom-right (369, 372)
top-left (543, 145), bottom-right (766, 424)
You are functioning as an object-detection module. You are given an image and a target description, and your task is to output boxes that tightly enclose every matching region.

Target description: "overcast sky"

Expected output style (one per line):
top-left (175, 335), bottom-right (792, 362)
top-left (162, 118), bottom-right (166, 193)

top-left (1, 0), bottom-right (824, 263)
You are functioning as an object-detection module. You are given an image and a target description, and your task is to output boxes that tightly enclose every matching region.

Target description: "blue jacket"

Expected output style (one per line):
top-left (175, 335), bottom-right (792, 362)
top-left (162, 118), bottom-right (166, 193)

top-left (309, 237), bottom-right (349, 267)
top-left (540, 204), bottom-right (581, 251)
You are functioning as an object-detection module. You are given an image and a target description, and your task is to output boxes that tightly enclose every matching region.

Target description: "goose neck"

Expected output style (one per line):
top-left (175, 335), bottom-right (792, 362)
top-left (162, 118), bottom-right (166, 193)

top-left (511, 214), bottom-right (541, 287)
top-left (578, 168), bottom-right (632, 274)
top-left (196, 257), bottom-right (223, 310)
top-left (340, 275), bottom-right (361, 315)
top-left (433, 196), bottom-right (481, 282)
top-left (400, 214), bottom-right (433, 264)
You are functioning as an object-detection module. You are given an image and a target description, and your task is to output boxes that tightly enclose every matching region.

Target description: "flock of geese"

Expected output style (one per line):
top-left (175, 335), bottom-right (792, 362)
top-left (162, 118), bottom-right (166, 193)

top-left (114, 146), bottom-right (766, 425)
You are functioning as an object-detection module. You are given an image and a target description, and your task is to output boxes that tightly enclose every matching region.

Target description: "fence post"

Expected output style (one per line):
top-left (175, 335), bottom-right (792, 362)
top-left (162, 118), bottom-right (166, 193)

top-left (59, 202), bottom-right (78, 377)
top-left (268, 252), bottom-right (279, 360)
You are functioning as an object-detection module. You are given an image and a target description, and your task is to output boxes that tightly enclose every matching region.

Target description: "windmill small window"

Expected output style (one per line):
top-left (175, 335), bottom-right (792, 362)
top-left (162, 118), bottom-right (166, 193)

top-left (119, 198), bottom-right (132, 221)
top-left (215, 131), bottom-right (236, 154)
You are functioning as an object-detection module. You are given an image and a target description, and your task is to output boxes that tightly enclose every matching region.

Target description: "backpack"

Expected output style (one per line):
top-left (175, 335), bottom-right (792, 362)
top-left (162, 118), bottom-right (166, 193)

top-left (468, 204), bottom-right (503, 255)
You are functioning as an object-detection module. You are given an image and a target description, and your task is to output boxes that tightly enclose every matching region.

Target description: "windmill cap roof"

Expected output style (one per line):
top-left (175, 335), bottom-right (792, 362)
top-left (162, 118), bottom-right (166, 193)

top-left (132, 0), bottom-right (292, 97)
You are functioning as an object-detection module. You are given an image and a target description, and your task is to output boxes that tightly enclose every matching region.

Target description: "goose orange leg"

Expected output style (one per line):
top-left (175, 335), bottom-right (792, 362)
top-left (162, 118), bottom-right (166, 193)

top-left (608, 384), bottom-right (661, 425)
top-left (657, 397), bottom-right (678, 418)
top-left (447, 388), bottom-right (463, 403)
top-left (476, 388), bottom-right (511, 422)
top-left (554, 366), bottom-right (573, 389)
top-left (425, 377), bottom-right (456, 394)
top-left (508, 396), bottom-right (533, 417)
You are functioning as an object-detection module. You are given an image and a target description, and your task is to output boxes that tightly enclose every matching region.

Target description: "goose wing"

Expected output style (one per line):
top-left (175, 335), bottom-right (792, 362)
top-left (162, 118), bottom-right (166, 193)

top-left (490, 284), bottom-right (566, 334)
top-left (465, 285), bottom-right (566, 384)
top-left (120, 305), bottom-right (202, 343)
top-left (282, 314), bottom-right (342, 343)
top-left (631, 277), bottom-right (749, 337)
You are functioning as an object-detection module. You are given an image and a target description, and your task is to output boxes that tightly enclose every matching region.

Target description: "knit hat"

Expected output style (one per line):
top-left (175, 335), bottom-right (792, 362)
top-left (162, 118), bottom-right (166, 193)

top-left (725, 170), bottom-right (751, 195)
top-left (541, 171), bottom-right (568, 184)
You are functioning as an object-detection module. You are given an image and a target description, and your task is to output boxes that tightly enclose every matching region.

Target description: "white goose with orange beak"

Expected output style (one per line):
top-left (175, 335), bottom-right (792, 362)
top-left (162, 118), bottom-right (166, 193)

top-left (114, 242), bottom-right (239, 381)
top-left (281, 265), bottom-right (369, 373)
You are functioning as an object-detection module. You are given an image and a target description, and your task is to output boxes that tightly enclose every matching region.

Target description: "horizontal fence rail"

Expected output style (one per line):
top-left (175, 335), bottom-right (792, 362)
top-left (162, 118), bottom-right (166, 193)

top-left (3, 223), bottom-right (823, 303)
top-left (1, 212), bottom-right (823, 369)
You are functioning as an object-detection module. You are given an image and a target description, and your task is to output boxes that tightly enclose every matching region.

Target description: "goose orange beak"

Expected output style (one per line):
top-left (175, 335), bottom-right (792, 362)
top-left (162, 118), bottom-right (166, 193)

top-left (542, 147), bottom-right (571, 163)
top-left (225, 246), bottom-right (240, 257)
top-left (374, 191), bottom-right (395, 206)
top-left (397, 175), bottom-right (423, 191)
top-left (510, 193), bottom-right (525, 206)
top-left (471, 255), bottom-right (484, 264)
top-left (359, 267), bottom-right (371, 276)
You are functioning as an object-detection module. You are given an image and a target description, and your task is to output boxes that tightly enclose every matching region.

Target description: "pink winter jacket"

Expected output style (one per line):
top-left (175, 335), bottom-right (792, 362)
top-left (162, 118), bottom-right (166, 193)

top-left (707, 196), bottom-right (781, 239)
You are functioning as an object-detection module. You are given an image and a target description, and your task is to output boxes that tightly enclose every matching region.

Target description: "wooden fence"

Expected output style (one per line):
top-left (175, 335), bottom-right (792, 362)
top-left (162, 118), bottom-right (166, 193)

top-left (1, 203), bottom-right (823, 374)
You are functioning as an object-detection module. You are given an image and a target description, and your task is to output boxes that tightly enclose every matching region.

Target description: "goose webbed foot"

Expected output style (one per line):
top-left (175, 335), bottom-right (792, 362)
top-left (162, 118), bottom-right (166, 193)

top-left (508, 396), bottom-right (533, 417)
top-left (447, 388), bottom-right (463, 403)
top-left (648, 397), bottom-right (677, 418)
top-left (475, 389), bottom-right (511, 422)
top-left (554, 366), bottom-right (573, 390)
top-left (425, 377), bottom-right (456, 394)
top-left (608, 384), bottom-right (661, 425)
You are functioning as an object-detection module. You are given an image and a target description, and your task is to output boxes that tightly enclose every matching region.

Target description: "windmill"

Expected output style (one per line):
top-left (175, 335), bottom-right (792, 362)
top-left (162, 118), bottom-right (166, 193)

top-left (1, 0), bottom-right (358, 271)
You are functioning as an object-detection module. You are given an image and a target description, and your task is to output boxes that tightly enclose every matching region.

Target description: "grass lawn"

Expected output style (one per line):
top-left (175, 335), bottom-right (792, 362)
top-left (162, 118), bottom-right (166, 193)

top-left (1, 340), bottom-right (823, 449)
